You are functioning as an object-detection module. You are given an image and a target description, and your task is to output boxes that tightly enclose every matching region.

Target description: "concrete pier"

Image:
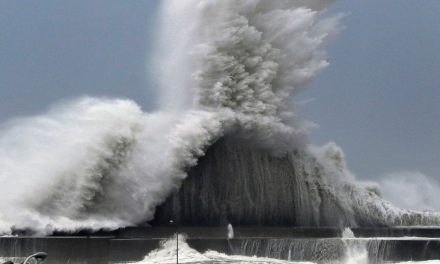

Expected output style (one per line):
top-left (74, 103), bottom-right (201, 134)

top-left (1, 227), bottom-right (440, 263)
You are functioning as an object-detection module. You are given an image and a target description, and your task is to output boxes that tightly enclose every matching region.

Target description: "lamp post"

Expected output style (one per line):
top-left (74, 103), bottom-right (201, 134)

top-left (23, 252), bottom-right (47, 264)
top-left (169, 220), bottom-right (178, 264)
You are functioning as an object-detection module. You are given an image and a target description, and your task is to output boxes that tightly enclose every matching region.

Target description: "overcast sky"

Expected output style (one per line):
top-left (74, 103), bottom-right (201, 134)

top-left (0, 0), bottom-right (438, 181)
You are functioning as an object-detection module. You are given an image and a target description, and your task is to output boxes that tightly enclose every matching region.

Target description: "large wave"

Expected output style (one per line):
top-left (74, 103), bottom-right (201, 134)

top-left (0, 0), bottom-right (438, 234)
top-left (155, 0), bottom-right (341, 151)
top-left (0, 98), bottom-right (231, 233)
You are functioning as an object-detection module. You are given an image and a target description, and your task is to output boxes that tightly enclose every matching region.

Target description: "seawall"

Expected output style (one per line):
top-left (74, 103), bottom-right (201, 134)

top-left (2, 227), bottom-right (440, 263)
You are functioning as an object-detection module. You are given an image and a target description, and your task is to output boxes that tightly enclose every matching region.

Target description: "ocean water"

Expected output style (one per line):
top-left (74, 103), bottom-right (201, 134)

top-left (126, 234), bottom-right (440, 264)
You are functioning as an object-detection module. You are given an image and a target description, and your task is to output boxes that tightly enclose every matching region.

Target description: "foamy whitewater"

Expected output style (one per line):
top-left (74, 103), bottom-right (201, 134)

top-left (0, 0), bottom-right (439, 235)
top-left (125, 234), bottom-right (440, 264)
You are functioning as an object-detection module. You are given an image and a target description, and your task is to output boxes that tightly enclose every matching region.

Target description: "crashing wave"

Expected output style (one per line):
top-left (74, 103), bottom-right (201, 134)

top-left (0, 0), bottom-right (438, 234)
top-left (153, 137), bottom-right (440, 227)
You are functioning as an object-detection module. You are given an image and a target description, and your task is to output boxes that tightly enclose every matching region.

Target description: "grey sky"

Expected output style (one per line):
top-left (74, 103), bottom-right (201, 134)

top-left (300, 0), bottom-right (440, 180)
top-left (0, 0), bottom-right (160, 118)
top-left (0, 1), bottom-right (438, 181)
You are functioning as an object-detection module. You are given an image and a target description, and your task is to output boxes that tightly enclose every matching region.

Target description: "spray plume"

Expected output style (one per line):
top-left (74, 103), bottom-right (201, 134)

top-left (0, 0), bottom-right (438, 234)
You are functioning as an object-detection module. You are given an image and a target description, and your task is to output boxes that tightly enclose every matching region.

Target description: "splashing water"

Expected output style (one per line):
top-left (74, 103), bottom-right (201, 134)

top-left (341, 228), bottom-right (368, 264)
top-left (0, 0), bottom-right (341, 234)
top-left (131, 235), bottom-right (314, 264)
top-left (124, 235), bottom-right (440, 264)
top-left (0, 0), bottom-right (439, 235)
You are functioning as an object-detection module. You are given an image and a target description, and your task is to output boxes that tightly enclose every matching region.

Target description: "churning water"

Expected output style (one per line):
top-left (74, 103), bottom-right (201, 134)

top-left (129, 234), bottom-right (440, 264)
top-left (0, 1), bottom-right (439, 263)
